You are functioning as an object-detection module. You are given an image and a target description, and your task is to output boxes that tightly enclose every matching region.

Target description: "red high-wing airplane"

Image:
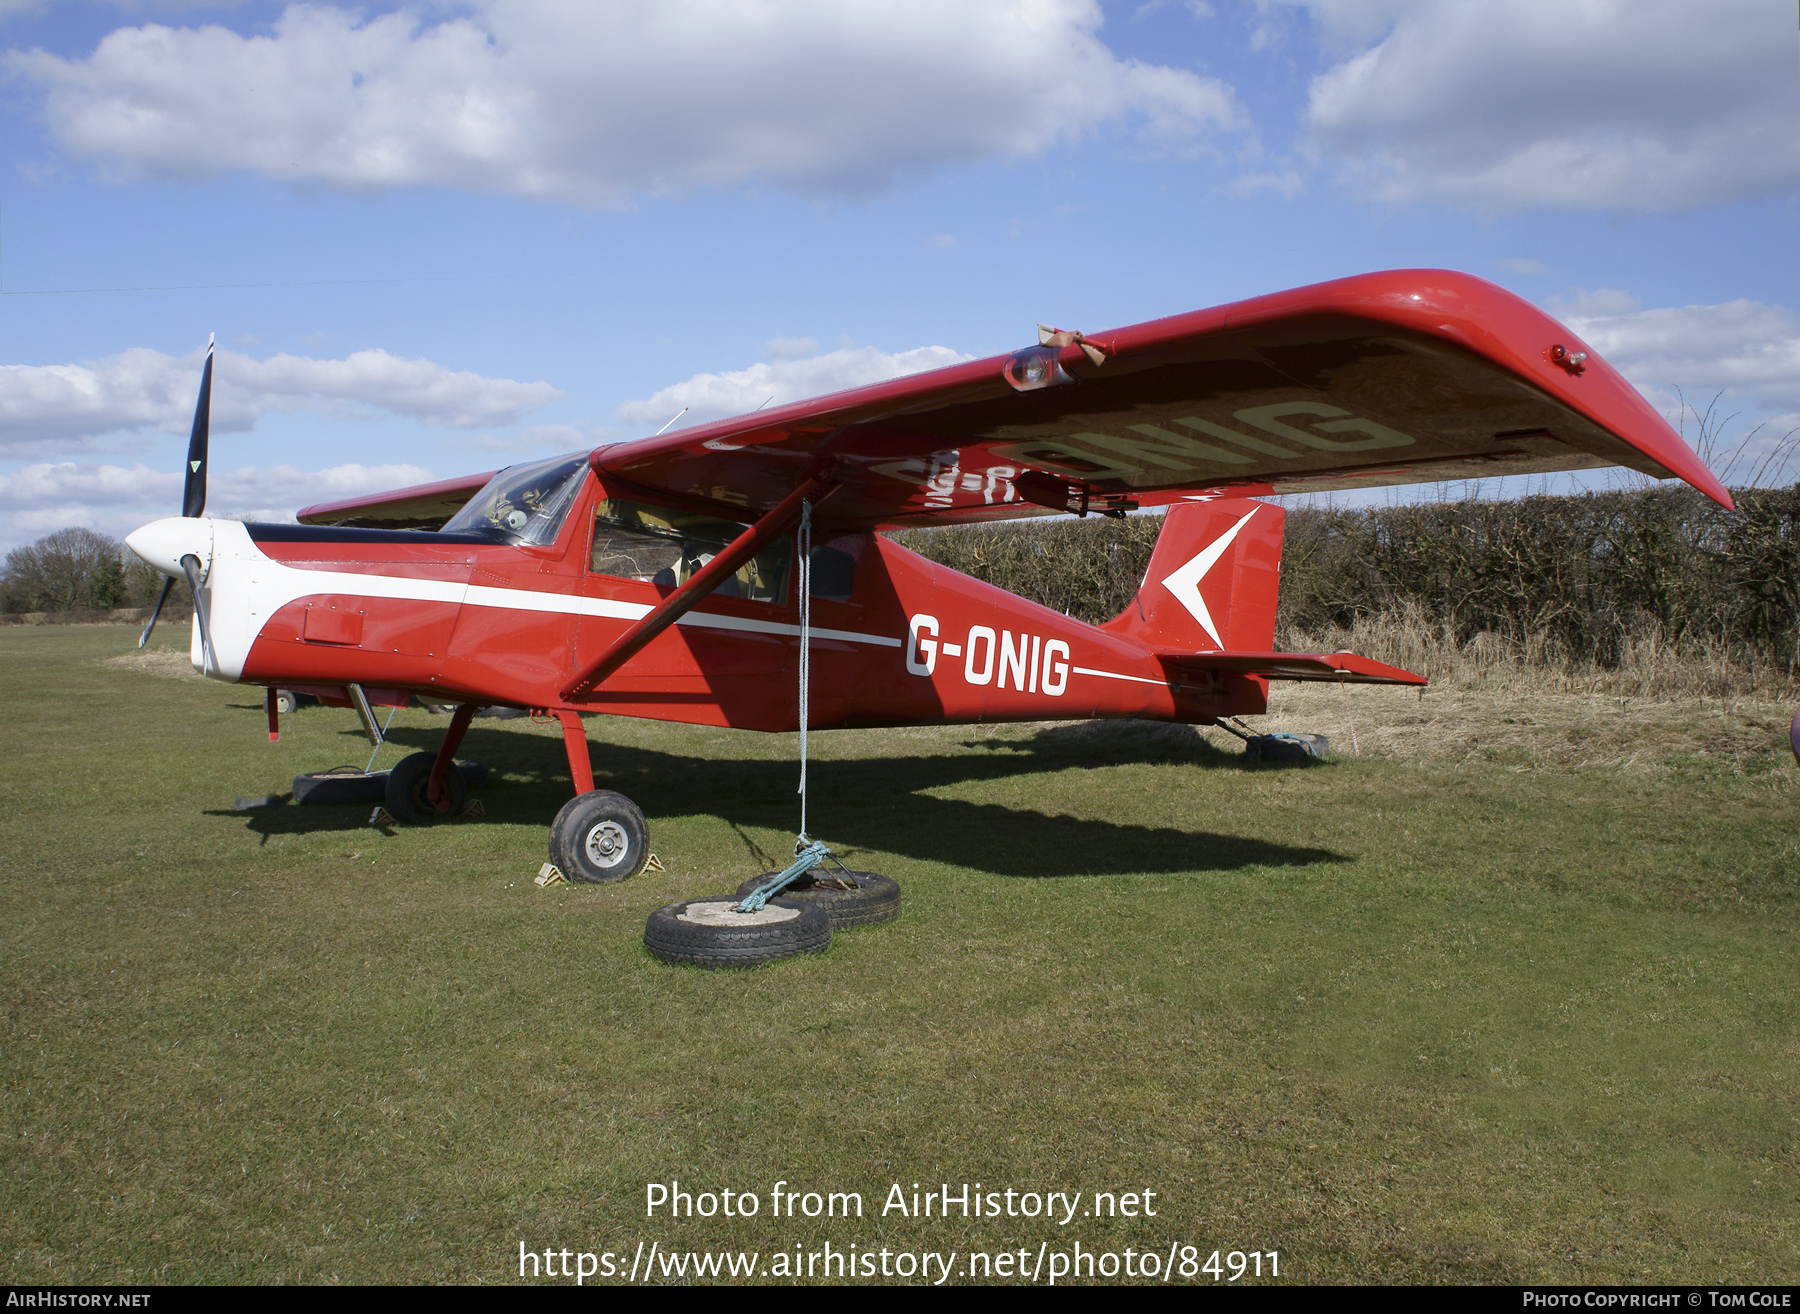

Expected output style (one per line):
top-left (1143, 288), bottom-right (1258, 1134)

top-left (125, 270), bottom-right (1730, 888)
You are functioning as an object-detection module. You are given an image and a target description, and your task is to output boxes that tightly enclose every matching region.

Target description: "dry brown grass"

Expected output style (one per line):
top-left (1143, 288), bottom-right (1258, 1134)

top-left (104, 646), bottom-right (202, 679)
top-left (1260, 678), bottom-right (1796, 776)
top-left (1280, 603), bottom-right (1799, 702)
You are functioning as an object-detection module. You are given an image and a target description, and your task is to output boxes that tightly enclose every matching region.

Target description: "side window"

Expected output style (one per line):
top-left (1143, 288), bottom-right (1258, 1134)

top-left (588, 499), bottom-right (791, 603)
top-left (808, 545), bottom-right (857, 601)
top-left (590, 524), bottom-right (682, 583)
top-left (807, 533), bottom-right (868, 603)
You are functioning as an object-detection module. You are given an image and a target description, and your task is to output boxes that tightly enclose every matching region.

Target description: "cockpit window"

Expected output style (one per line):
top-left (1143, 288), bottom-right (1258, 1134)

top-left (441, 455), bottom-right (588, 546)
top-left (589, 499), bottom-right (791, 604)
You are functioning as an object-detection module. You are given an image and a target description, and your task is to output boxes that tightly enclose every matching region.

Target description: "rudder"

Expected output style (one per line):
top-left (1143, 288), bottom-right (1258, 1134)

top-left (1102, 499), bottom-right (1283, 652)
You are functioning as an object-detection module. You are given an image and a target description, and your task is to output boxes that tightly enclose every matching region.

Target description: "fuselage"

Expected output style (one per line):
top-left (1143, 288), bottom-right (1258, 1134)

top-left (126, 471), bottom-right (1269, 731)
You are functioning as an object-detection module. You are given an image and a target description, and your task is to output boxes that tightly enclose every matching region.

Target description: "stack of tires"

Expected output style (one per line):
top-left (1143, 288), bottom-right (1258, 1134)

top-left (644, 870), bottom-right (901, 969)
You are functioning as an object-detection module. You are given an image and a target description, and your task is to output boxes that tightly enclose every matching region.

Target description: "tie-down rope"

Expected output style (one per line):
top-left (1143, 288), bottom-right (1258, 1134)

top-left (735, 499), bottom-right (851, 913)
top-left (797, 497), bottom-right (812, 841)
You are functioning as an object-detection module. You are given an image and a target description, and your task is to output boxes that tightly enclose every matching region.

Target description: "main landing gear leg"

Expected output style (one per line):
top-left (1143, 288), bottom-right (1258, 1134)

top-left (557, 710), bottom-right (595, 795)
top-left (426, 704), bottom-right (478, 813)
top-left (385, 703), bottom-right (477, 825)
top-left (549, 710), bottom-right (649, 883)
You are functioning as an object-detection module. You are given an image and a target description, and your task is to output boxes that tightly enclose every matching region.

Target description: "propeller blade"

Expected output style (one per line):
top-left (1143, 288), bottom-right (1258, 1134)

top-left (138, 575), bottom-right (176, 649)
top-left (180, 553), bottom-right (215, 675)
top-left (182, 335), bottom-right (214, 519)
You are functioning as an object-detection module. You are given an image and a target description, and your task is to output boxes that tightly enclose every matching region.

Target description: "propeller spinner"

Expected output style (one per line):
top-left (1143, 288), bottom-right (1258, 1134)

top-left (132, 335), bottom-right (217, 671)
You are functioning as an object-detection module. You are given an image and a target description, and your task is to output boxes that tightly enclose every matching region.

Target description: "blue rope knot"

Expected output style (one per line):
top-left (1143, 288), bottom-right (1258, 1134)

top-left (735, 839), bottom-right (833, 913)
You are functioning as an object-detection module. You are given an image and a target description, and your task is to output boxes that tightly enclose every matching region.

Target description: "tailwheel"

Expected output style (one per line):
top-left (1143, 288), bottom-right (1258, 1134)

top-left (643, 896), bottom-right (831, 968)
top-left (550, 790), bottom-right (650, 883)
top-left (385, 751), bottom-right (467, 824)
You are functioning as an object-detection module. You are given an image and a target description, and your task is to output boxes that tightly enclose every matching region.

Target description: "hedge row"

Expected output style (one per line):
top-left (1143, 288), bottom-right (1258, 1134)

top-left (892, 485), bottom-right (1800, 674)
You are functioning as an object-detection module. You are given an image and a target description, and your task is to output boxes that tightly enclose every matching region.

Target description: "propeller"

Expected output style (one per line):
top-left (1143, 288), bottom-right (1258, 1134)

top-left (137, 335), bottom-right (216, 670)
top-left (1037, 323), bottom-right (1108, 367)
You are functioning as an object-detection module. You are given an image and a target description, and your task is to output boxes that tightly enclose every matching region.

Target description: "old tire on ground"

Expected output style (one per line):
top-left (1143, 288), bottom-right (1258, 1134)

top-left (1245, 732), bottom-right (1328, 765)
top-left (299, 760), bottom-right (486, 807)
top-left (549, 790), bottom-right (650, 883)
top-left (644, 897), bottom-right (831, 968)
top-left (733, 870), bottom-right (900, 929)
top-left (384, 752), bottom-right (467, 823)
top-left (294, 766), bottom-right (388, 805)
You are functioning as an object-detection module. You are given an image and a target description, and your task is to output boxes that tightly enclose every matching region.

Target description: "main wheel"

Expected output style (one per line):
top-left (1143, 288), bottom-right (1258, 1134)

top-left (733, 870), bottom-right (900, 929)
top-left (384, 752), bottom-right (467, 824)
top-left (644, 897), bottom-right (831, 968)
top-left (549, 790), bottom-right (650, 883)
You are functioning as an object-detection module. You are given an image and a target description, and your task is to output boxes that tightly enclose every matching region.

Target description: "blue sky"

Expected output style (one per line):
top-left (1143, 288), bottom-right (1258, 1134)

top-left (0, 0), bottom-right (1795, 553)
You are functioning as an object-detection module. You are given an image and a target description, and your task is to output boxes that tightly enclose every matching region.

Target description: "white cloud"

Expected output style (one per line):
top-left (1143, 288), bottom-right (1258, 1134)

top-left (765, 337), bottom-right (819, 361)
top-left (1549, 293), bottom-right (1800, 484)
top-left (1289, 0), bottom-right (1800, 211)
top-left (1225, 168), bottom-right (1303, 198)
top-left (0, 459), bottom-right (437, 554)
top-left (12, 0), bottom-right (1249, 206)
top-left (0, 345), bottom-right (560, 455)
top-left (617, 344), bottom-right (973, 428)
top-left (1556, 297), bottom-right (1800, 419)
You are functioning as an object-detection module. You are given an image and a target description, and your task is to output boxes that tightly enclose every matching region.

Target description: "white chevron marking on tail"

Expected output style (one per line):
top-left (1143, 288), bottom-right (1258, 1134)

top-left (1158, 506), bottom-right (1259, 648)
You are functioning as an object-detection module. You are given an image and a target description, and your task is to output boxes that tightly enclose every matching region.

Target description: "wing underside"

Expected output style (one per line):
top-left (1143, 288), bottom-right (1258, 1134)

top-left (297, 270), bottom-right (1729, 533)
top-left (297, 470), bottom-right (494, 529)
top-left (592, 270), bottom-right (1726, 530)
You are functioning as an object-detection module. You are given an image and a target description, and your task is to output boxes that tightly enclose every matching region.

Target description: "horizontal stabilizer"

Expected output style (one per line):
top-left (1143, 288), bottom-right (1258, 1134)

top-left (1163, 650), bottom-right (1426, 686)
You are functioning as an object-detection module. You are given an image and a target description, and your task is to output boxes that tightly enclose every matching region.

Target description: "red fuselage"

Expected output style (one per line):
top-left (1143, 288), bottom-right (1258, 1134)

top-left (234, 472), bottom-right (1267, 731)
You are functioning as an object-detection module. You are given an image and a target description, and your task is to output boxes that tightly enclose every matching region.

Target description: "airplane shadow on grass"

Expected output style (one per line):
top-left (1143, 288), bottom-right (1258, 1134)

top-left (215, 718), bottom-right (1348, 878)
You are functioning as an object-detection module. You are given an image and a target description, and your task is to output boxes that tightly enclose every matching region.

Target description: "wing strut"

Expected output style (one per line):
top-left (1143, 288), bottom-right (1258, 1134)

top-left (560, 466), bottom-right (836, 699)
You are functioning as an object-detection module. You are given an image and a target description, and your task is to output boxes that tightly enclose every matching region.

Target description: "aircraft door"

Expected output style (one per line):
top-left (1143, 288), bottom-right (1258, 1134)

top-left (569, 496), bottom-right (797, 726)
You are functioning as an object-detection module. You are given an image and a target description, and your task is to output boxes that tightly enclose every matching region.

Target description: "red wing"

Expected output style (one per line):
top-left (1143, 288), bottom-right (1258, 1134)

top-left (1164, 651), bottom-right (1427, 686)
top-left (591, 268), bottom-right (1729, 530)
top-left (296, 470), bottom-right (495, 528)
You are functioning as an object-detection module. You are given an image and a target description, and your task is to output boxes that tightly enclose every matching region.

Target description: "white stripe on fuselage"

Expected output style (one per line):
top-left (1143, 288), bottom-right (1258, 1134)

top-left (460, 582), bottom-right (899, 646)
top-left (192, 521), bottom-right (902, 683)
top-left (1071, 665), bottom-right (1166, 686)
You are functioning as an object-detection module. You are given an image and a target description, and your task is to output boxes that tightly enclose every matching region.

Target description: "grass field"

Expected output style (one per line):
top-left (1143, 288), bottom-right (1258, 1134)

top-left (3, 625), bottom-right (1797, 1285)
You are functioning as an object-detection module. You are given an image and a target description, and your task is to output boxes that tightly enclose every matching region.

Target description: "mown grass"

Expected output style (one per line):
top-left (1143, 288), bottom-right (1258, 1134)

top-left (2, 626), bottom-right (1797, 1285)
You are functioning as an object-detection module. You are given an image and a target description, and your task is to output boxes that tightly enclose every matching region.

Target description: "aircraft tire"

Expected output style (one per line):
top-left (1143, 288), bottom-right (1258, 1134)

top-left (733, 870), bottom-right (900, 929)
top-left (643, 897), bottom-right (831, 968)
top-left (550, 790), bottom-right (650, 883)
top-left (385, 752), bottom-right (467, 824)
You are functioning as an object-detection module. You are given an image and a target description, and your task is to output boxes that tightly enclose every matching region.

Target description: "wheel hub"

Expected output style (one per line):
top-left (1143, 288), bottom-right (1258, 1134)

top-left (584, 820), bottom-right (631, 869)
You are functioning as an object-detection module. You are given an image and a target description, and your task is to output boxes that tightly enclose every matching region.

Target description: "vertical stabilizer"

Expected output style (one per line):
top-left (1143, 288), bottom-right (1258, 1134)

top-left (1102, 499), bottom-right (1283, 652)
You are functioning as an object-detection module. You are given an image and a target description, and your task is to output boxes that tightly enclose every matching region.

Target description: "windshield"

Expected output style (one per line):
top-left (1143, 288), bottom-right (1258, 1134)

top-left (442, 455), bottom-right (588, 546)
